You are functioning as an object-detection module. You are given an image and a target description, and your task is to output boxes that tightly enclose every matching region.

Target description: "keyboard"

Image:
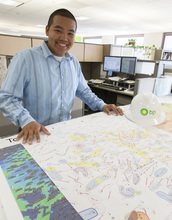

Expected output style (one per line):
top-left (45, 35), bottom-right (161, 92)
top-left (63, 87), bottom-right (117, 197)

top-left (100, 83), bottom-right (122, 90)
top-left (100, 83), bottom-right (116, 89)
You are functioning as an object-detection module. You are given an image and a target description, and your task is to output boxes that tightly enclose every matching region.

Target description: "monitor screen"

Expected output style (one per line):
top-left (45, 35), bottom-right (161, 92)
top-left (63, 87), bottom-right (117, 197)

top-left (103, 56), bottom-right (121, 76)
top-left (121, 57), bottom-right (137, 75)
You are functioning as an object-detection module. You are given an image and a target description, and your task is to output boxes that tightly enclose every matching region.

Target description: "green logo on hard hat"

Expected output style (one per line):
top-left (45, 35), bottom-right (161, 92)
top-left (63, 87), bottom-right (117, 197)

top-left (140, 108), bottom-right (148, 116)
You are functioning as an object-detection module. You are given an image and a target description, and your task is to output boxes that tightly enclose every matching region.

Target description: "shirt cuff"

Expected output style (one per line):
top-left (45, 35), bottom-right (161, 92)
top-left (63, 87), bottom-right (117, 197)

top-left (98, 101), bottom-right (106, 111)
top-left (18, 112), bottom-right (35, 128)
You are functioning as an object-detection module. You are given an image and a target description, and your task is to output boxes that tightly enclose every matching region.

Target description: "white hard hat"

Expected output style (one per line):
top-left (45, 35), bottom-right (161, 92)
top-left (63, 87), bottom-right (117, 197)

top-left (125, 92), bottom-right (166, 126)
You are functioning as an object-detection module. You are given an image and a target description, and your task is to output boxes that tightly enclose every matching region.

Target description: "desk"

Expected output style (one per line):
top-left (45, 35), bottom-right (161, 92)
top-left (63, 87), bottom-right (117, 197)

top-left (88, 83), bottom-right (134, 110)
top-left (88, 83), bottom-right (134, 97)
top-left (0, 105), bottom-right (172, 220)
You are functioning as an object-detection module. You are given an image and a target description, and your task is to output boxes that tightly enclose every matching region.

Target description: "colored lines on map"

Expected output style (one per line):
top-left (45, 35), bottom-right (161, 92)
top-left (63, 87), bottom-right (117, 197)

top-left (86, 175), bottom-right (110, 191)
top-left (0, 144), bottom-right (83, 220)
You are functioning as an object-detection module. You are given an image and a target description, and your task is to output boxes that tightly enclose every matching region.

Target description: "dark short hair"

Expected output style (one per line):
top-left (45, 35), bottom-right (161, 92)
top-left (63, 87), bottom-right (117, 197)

top-left (47, 8), bottom-right (77, 31)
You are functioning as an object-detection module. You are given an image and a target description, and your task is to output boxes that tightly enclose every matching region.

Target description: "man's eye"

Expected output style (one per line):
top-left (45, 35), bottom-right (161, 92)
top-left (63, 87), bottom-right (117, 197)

top-left (55, 29), bottom-right (61, 33)
top-left (69, 32), bottom-right (74, 36)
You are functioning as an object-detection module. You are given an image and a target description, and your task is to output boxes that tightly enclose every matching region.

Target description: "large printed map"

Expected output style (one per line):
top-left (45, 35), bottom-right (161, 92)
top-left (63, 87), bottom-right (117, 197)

top-left (155, 103), bottom-right (172, 134)
top-left (0, 111), bottom-right (172, 220)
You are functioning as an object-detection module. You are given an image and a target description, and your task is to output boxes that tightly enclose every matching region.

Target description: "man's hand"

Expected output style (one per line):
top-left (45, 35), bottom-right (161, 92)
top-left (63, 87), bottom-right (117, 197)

top-left (16, 121), bottom-right (51, 145)
top-left (102, 104), bottom-right (124, 116)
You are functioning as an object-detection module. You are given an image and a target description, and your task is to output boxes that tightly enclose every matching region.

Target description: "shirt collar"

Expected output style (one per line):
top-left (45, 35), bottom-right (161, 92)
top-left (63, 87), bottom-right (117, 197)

top-left (41, 40), bottom-right (72, 61)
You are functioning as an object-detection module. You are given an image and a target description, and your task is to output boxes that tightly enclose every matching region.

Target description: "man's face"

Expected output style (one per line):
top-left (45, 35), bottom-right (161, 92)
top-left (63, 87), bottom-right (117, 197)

top-left (46, 15), bottom-right (76, 56)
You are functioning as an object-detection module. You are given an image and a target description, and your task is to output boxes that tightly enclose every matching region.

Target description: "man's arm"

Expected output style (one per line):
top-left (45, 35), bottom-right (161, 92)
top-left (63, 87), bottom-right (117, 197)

top-left (0, 53), bottom-right (51, 144)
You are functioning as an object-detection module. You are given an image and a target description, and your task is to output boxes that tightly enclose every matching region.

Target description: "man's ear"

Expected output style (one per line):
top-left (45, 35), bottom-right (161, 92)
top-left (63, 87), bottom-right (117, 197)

top-left (45, 25), bottom-right (49, 36)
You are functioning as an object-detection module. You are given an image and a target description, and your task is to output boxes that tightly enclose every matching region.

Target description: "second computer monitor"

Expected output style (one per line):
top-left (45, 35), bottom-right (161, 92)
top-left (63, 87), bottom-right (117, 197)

top-left (121, 57), bottom-right (137, 76)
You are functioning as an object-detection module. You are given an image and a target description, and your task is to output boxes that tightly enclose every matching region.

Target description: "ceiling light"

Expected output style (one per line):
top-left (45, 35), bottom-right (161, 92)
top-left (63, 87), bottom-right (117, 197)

top-left (0, 0), bottom-right (21, 6)
top-left (36, 24), bottom-right (45, 28)
top-left (76, 16), bottom-right (90, 21)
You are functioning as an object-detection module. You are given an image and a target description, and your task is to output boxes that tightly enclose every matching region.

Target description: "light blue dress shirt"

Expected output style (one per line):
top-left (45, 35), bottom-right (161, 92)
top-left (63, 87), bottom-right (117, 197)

top-left (0, 41), bottom-right (106, 128)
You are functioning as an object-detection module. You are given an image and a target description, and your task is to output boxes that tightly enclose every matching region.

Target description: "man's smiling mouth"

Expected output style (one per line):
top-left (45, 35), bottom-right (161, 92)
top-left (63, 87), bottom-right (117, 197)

top-left (57, 42), bottom-right (68, 47)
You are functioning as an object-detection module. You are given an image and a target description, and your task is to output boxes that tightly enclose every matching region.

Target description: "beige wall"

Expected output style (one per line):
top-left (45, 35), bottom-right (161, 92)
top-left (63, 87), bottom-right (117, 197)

top-left (0, 35), bottom-right (31, 56)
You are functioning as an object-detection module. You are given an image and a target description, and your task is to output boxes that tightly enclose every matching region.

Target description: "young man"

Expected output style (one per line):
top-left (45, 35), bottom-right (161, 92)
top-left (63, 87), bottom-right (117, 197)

top-left (0, 9), bottom-right (123, 145)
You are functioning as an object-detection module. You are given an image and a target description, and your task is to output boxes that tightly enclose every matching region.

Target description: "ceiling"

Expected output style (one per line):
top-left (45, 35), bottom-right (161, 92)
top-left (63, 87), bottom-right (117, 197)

top-left (0, 0), bottom-right (172, 38)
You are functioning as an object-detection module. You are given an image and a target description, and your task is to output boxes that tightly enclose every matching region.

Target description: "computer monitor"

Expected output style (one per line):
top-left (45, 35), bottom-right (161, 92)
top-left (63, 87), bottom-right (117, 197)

top-left (121, 57), bottom-right (137, 77)
top-left (103, 56), bottom-right (121, 77)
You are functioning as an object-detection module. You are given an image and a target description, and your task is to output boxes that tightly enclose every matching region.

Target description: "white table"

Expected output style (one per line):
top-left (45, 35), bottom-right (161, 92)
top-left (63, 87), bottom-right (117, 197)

top-left (0, 108), bottom-right (172, 220)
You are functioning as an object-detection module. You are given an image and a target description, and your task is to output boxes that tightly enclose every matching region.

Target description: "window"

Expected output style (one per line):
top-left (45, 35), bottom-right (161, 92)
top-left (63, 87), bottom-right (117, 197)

top-left (162, 33), bottom-right (172, 60)
top-left (115, 34), bottom-right (144, 46)
top-left (162, 33), bottom-right (172, 50)
top-left (83, 37), bottom-right (102, 44)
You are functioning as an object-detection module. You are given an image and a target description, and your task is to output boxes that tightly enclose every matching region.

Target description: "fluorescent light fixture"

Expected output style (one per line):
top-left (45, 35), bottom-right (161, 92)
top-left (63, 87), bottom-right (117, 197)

top-left (36, 24), bottom-right (45, 28)
top-left (0, 0), bottom-right (20, 6)
top-left (76, 16), bottom-right (90, 21)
